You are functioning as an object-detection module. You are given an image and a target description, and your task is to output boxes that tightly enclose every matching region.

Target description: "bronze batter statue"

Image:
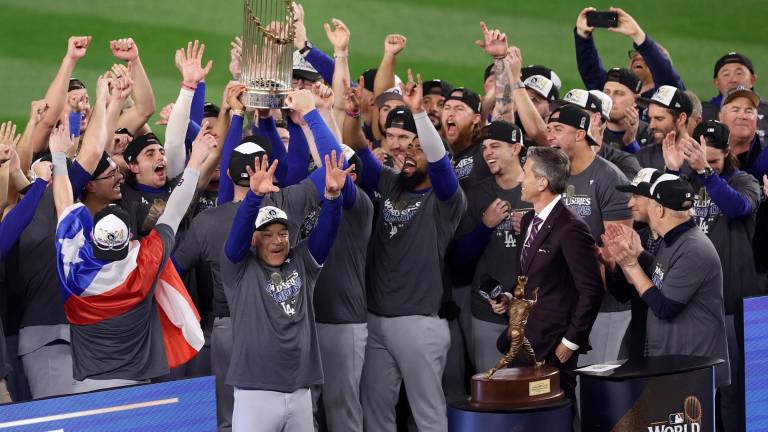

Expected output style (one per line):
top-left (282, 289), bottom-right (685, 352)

top-left (486, 276), bottom-right (543, 379)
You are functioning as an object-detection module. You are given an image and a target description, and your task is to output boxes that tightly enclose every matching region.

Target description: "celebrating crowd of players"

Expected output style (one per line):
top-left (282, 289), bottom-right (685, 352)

top-left (0, 4), bottom-right (764, 432)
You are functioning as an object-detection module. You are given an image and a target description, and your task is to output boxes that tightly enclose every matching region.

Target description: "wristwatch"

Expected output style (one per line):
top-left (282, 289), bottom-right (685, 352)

top-left (699, 166), bottom-right (714, 178)
top-left (299, 40), bottom-right (313, 55)
top-left (511, 81), bottom-right (526, 90)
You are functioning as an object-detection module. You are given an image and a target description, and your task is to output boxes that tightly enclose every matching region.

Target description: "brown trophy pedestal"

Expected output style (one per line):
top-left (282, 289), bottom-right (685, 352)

top-left (469, 365), bottom-right (565, 410)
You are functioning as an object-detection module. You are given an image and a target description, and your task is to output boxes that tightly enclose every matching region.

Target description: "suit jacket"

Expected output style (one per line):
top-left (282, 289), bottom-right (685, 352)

top-left (498, 199), bottom-right (604, 361)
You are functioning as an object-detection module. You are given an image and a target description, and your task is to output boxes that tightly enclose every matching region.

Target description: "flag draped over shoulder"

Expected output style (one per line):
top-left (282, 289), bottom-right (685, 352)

top-left (55, 203), bottom-right (203, 369)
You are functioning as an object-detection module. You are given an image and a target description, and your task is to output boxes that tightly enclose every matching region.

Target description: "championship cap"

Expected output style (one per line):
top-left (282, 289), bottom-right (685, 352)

top-left (292, 50), bottom-right (322, 82)
top-left (124, 133), bottom-right (161, 164)
top-left (560, 89), bottom-right (604, 118)
top-left (713, 52), bottom-right (754, 78)
top-left (721, 85), bottom-right (760, 108)
top-left (638, 85), bottom-right (693, 116)
top-left (692, 120), bottom-right (730, 150)
top-left (423, 79), bottom-right (454, 98)
top-left (548, 104), bottom-right (596, 146)
top-left (606, 68), bottom-right (642, 94)
top-left (649, 174), bottom-right (695, 211)
top-left (616, 167), bottom-right (663, 197)
top-left (229, 135), bottom-right (272, 187)
top-left (445, 87), bottom-right (482, 114)
top-left (479, 120), bottom-right (524, 146)
top-left (91, 204), bottom-right (132, 261)
top-left (254, 206), bottom-right (289, 230)
top-left (521, 65), bottom-right (562, 101)
top-left (589, 90), bottom-right (613, 121)
top-left (385, 106), bottom-right (418, 135)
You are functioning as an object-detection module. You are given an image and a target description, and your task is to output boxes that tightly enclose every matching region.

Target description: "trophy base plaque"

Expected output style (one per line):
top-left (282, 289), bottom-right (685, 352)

top-left (469, 366), bottom-right (565, 410)
top-left (243, 89), bottom-right (289, 110)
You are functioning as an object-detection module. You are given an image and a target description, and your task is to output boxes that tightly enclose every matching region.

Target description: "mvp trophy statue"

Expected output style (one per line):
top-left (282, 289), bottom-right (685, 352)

top-left (241, 0), bottom-right (295, 109)
top-left (469, 276), bottom-right (565, 410)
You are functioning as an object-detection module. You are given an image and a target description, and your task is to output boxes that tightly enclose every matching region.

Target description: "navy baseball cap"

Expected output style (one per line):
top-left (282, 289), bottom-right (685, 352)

top-left (479, 120), bottom-right (524, 146)
top-left (203, 102), bottom-right (220, 118)
top-left (445, 87), bottom-right (482, 114)
top-left (423, 79), bottom-right (454, 98)
top-left (385, 106), bottom-right (418, 135)
top-left (713, 52), bottom-right (754, 78)
top-left (649, 174), bottom-right (695, 211)
top-left (229, 135), bottom-right (271, 187)
top-left (548, 104), bottom-right (596, 146)
top-left (360, 68), bottom-right (377, 92)
top-left (693, 120), bottom-right (730, 150)
top-left (606, 67), bottom-right (642, 94)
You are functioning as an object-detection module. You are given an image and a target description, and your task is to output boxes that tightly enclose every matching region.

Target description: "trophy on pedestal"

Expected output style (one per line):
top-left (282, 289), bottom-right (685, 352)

top-left (240, 0), bottom-right (295, 109)
top-left (469, 276), bottom-right (565, 410)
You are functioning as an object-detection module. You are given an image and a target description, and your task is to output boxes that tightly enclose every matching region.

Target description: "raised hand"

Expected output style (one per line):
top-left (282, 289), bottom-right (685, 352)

top-left (475, 22), bottom-right (508, 59)
top-left (95, 71), bottom-right (113, 103)
top-left (110, 75), bottom-right (134, 105)
top-left (384, 34), bottom-right (407, 56)
top-left (662, 131), bottom-right (684, 171)
top-left (110, 63), bottom-right (130, 80)
top-left (292, 2), bottom-right (308, 50)
top-left (505, 46), bottom-right (523, 82)
top-left (608, 7), bottom-right (646, 44)
top-left (229, 36), bottom-right (243, 79)
top-left (226, 83), bottom-right (247, 112)
top-left (343, 78), bottom-right (362, 113)
top-left (66, 36), bottom-right (92, 61)
top-left (575, 7), bottom-right (597, 38)
top-left (155, 103), bottom-right (174, 126)
top-left (110, 38), bottom-right (139, 62)
top-left (682, 135), bottom-right (709, 173)
top-left (175, 40), bottom-right (213, 87)
top-left (188, 120), bottom-right (218, 170)
top-left (0, 121), bottom-right (21, 149)
top-left (399, 68), bottom-right (423, 114)
top-left (324, 18), bottom-right (350, 55)
top-left (49, 125), bottom-right (75, 154)
top-left (30, 100), bottom-right (49, 124)
top-left (621, 106), bottom-right (640, 145)
top-left (285, 89), bottom-right (316, 116)
top-left (247, 155), bottom-right (280, 196)
top-left (324, 150), bottom-right (354, 198)
top-left (481, 198), bottom-right (510, 228)
top-left (311, 82), bottom-right (334, 111)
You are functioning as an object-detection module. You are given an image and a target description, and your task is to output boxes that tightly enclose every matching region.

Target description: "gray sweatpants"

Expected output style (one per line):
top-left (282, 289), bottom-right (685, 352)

top-left (232, 387), bottom-right (313, 432)
top-left (312, 322), bottom-right (367, 432)
top-left (21, 343), bottom-right (76, 399)
top-left (361, 314), bottom-right (451, 432)
top-left (211, 317), bottom-right (234, 432)
top-left (471, 317), bottom-right (508, 372)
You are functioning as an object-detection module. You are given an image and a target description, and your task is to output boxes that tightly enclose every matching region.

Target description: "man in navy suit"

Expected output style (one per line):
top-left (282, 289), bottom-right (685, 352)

top-left (494, 146), bottom-right (603, 400)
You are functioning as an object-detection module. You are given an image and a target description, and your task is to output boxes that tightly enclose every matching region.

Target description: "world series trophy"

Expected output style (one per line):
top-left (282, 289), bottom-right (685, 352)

top-left (469, 276), bottom-right (565, 410)
top-left (240, 0), bottom-right (295, 109)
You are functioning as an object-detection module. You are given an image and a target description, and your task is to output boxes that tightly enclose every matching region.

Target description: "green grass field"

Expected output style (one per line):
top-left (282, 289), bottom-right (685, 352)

top-left (0, 0), bottom-right (766, 132)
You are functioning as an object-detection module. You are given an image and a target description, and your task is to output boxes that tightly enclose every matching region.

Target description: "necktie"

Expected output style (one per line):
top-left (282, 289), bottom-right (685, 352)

top-left (520, 216), bottom-right (543, 270)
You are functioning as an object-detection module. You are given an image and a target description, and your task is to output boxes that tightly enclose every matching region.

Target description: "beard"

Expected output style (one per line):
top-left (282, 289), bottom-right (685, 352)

top-left (400, 168), bottom-right (428, 191)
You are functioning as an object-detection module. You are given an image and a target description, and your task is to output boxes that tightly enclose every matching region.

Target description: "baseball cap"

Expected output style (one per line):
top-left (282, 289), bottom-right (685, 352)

top-left (385, 106), bottom-right (418, 135)
top-left (340, 144), bottom-right (363, 180)
top-left (692, 120), bottom-right (730, 150)
top-left (423, 79), bottom-right (454, 98)
top-left (713, 52), bottom-right (754, 78)
top-left (616, 167), bottom-right (662, 197)
top-left (638, 85), bottom-right (693, 116)
top-left (521, 65), bottom-right (562, 101)
top-left (479, 120), bottom-right (524, 146)
top-left (91, 204), bottom-right (132, 261)
top-left (360, 68), bottom-right (377, 92)
top-left (115, 127), bottom-right (133, 138)
top-left (648, 174), bottom-right (695, 211)
top-left (229, 135), bottom-right (272, 187)
top-left (375, 87), bottom-right (404, 108)
top-left (606, 68), bottom-right (642, 94)
top-left (445, 87), bottom-right (482, 114)
top-left (589, 90), bottom-right (613, 121)
top-left (93, 152), bottom-right (117, 179)
top-left (548, 104), bottom-right (596, 146)
top-left (483, 63), bottom-right (495, 82)
top-left (203, 102), bottom-right (220, 118)
top-left (560, 89), bottom-right (604, 118)
top-left (292, 50), bottom-right (322, 82)
top-left (254, 206), bottom-right (289, 230)
top-left (124, 133), bottom-right (161, 164)
top-left (68, 78), bottom-right (86, 92)
top-left (721, 85), bottom-right (760, 108)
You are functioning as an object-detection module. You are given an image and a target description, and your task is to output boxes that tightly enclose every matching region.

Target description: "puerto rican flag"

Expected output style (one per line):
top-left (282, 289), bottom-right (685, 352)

top-left (56, 203), bottom-right (204, 368)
